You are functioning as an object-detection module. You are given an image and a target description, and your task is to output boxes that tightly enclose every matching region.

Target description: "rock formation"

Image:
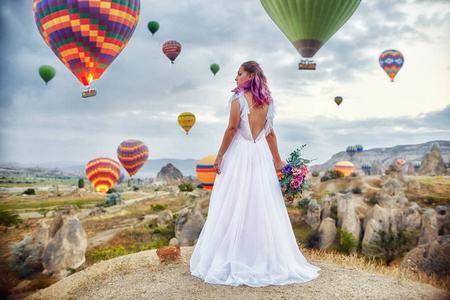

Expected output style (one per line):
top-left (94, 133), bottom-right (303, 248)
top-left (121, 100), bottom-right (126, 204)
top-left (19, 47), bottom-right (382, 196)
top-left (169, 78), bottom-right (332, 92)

top-left (436, 205), bottom-right (450, 235)
top-left (320, 195), bottom-right (331, 221)
top-left (88, 207), bottom-right (106, 217)
top-left (418, 209), bottom-right (438, 245)
top-left (157, 209), bottom-right (173, 228)
top-left (175, 202), bottom-right (205, 246)
top-left (156, 245), bottom-right (181, 263)
top-left (41, 207), bottom-right (87, 278)
top-left (157, 163), bottom-right (183, 182)
top-left (306, 199), bottom-right (321, 230)
top-left (401, 235), bottom-right (450, 280)
top-left (371, 160), bottom-right (384, 175)
top-left (337, 192), bottom-right (361, 241)
top-left (418, 144), bottom-right (447, 176)
top-left (319, 217), bottom-right (336, 249)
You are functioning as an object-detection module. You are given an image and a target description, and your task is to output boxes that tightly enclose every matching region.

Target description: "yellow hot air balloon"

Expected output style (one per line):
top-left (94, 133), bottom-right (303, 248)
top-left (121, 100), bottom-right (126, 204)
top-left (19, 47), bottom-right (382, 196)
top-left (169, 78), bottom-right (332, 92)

top-left (178, 112), bottom-right (196, 134)
top-left (196, 155), bottom-right (217, 192)
top-left (334, 161), bottom-right (355, 177)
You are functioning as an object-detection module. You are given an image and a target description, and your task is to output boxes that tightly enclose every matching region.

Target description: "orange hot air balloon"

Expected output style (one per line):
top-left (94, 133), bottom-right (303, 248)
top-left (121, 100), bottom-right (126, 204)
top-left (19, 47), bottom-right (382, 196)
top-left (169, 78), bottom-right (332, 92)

top-left (162, 40), bottom-right (182, 64)
top-left (196, 155), bottom-right (217, 192)
top-left (334, 161), bottom-right (355, 177)
top-left (33, 0), bottom-right (140, 88)
top-left (86, 157), bottom-right (121, 193)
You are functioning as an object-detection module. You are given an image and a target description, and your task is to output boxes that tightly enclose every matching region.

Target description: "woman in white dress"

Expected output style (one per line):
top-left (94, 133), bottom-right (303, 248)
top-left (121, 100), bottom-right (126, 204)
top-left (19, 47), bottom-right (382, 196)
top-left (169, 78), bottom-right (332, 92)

top-left (190, 61), bottom-right (320, 287)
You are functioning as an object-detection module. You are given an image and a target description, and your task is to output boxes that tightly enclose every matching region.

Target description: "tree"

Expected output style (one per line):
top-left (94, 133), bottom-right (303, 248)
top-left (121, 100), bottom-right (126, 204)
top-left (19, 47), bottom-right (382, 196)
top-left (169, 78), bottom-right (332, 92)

top-left (366, 223), bottom-right (416, 266)
top-left (78, 178), bottom-right (85, 189)
top-left (178, 182), bottom-right (194, 192)
top-left (334, 227), bottom-right (358, 255)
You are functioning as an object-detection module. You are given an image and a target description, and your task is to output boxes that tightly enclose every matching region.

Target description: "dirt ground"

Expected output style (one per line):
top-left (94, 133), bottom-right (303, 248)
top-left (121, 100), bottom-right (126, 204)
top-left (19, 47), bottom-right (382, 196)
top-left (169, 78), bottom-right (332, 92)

top-left (25, 247), bottom-right (449, 300)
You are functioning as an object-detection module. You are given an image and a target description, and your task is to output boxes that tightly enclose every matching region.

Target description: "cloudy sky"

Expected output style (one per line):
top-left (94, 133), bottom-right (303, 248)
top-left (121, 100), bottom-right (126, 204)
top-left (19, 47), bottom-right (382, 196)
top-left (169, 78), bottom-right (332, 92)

top-left (0, 0), bottom-right (449, 170)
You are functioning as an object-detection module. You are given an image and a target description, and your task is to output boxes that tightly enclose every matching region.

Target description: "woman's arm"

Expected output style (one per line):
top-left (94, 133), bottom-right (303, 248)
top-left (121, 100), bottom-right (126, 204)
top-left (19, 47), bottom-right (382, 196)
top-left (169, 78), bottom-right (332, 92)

top-left (266, 129), bottom-right (283, 173)
top-left (213, 99), bottom-right (241, 174)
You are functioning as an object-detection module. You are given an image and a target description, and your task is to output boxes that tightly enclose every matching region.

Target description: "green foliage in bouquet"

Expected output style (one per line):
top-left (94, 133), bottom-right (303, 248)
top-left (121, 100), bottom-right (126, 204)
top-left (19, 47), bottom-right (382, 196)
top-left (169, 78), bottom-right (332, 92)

top-left (279, 145), bottom-right (312, 203)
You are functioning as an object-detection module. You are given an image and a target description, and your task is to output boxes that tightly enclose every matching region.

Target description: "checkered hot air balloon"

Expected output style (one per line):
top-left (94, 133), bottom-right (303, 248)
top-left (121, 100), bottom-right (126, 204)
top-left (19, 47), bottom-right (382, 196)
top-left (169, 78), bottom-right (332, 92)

top-left (379, 50), bottom-right (404, 82)
top-left (117, 140), bottom-right (149, 177)
top-left (196, 155), bottom-right (217, 192)
top-left (33, 0), bottom-right (140, 87)
top-left (86, 157), bottom-right (121, 193)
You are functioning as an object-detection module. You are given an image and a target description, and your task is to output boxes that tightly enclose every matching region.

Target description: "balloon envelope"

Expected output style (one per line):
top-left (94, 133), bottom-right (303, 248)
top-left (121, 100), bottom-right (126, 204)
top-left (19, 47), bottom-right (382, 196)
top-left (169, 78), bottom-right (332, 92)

top-left (396, 159), bottom-right (406, 167)
top-left (379, 50), bottom-right (404, 82)
top-left (196, 155), bottom-right (217, 192)
top-left (335, 96), bottom-right (343, 106)
top-left (33, 0), bottom-right (140, 86)
top-left (178, 112), bottom-right (196, 134)
top-left (86, 157), bottom-right (121, 193)
top-left (413, 162), bottom-right (421, 170)
top-left (260, 0), bottom-right (361, 58)
top-left (346, 146), bottom-right (356, 158)
top-left (361, 163), bottom-right (371, 170)
top-left (147, 21), bottom-right (159, 35)
top-left (210, 64), bottom-right (220, 76)
top-left (38, 65), bottom-right (55, 84)
top-left (334, 161), bottom-right (355, 176)
top-left (117, 140), bottom-right (149, 177)
top-left (355, 144), bottom-right (363, 156)
top-left (162, 40), bottom-right (182, 63)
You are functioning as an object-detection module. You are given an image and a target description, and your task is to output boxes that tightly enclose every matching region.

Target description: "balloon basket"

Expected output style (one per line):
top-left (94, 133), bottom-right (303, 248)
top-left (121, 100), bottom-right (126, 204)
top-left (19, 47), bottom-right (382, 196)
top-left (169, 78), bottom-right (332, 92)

top-left (298, 60), bottom-right (316, 70)
top-left (82, 86), bottom-right (97, 98)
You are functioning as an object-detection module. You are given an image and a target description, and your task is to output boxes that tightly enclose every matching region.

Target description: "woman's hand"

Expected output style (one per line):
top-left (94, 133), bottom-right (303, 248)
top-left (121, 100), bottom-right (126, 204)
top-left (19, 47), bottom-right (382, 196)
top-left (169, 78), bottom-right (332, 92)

top-left (274, 160), bottom-right (283, 173)
top-left (214, 155), bottom-right (223, 174)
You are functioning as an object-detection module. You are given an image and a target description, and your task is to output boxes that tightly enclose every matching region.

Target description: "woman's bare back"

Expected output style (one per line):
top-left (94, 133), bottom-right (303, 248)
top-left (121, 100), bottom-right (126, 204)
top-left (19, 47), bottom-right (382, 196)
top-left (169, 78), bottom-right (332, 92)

top-left (244, 91), bottom-right (269, 140)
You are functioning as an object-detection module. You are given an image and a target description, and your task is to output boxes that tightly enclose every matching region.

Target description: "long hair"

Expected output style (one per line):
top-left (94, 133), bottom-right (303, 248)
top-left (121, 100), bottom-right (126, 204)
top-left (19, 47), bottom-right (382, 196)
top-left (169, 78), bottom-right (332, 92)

top-left (241, 61), bottom-right (272, 106)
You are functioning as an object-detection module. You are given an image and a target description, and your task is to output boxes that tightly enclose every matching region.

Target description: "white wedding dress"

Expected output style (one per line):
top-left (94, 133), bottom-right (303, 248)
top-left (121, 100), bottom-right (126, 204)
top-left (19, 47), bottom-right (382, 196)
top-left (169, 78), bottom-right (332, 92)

top-left (190, 90), bottom-right (320, 287)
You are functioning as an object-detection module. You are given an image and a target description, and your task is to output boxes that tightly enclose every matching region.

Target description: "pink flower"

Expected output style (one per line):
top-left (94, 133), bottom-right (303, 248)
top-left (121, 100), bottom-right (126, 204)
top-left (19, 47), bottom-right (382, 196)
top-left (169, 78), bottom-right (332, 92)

top-left (290, 177), bottom-right (301, 189)
top-left (292, 167), bottom-right (302, 176)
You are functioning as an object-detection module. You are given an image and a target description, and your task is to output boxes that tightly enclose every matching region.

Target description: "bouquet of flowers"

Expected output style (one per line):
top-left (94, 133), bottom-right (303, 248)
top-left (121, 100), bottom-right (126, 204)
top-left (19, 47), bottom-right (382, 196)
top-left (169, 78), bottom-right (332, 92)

top-left (278, 145), bottom-right (312, 203)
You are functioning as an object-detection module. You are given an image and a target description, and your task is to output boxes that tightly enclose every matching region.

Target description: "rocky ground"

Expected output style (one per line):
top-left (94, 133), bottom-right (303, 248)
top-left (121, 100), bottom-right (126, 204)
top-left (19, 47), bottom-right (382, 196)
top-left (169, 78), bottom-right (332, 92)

top-left (26, 247), bottom-right (449, 300)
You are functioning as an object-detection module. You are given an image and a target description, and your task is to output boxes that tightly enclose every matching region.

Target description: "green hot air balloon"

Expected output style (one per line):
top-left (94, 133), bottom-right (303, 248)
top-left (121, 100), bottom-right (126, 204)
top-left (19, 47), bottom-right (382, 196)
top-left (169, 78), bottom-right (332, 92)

top-left (210, 64), bottom-right (220, 76)
top-left (38, 65), bottom-right (56, 85)
top-left (147, 21), bottom-right (159, 36)
top-left (260, 0), bottom-right (361, 69)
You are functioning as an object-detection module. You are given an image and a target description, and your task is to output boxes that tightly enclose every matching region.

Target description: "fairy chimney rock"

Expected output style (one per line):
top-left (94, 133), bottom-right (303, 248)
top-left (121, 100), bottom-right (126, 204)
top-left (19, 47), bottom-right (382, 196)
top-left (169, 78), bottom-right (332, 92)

top-left (418, 144), bottom-right (447, 176)
top-left (157, 163), bottom-right (183, 181)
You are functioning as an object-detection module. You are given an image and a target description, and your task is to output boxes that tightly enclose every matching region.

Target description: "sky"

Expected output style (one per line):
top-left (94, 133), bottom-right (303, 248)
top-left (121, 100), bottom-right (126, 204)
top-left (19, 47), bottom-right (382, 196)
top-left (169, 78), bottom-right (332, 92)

top-left (0, 0), bottom-right (449, 170)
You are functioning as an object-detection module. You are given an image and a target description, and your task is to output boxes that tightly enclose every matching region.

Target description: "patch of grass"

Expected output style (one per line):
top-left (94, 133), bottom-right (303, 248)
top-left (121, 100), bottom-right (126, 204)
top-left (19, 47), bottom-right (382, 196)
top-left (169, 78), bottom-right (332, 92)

top-left (292, 224), bottom-right (315, 245)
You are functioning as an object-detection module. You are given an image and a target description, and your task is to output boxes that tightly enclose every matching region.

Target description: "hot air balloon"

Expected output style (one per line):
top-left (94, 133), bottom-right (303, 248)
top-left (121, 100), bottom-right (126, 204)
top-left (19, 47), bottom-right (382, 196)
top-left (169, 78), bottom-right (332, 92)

top-left (33, 0), bottom-right (140, 97)
top-left (210, 64), bottom-right (220, 76)
top-left (117, 171), bottom-right (125, 185)
top-left (346, 146), bottom-right (357, 158)
top-left (355, 144), bottom-right (363, 156)
top-left (117, 140), bottom-right (149, 177)
top-left (361, 163), bottom-right (371, 175)
top-left (178, 112), bottom-right (196, 134)
top-left (86, 157), bottom-right (121, 193)
top-left (379, 50), bottom-right (404, 82)
top-left (396, 159), bottom-right (406, 167)
top-left (196, 155), bottom-right (217, 192)
top-left (162, 40), bottom-right (182, 64)
top-left (335, 96), bottom-right (343, 106)
top-left (334, 161), bottom-right (355, 177)
top-left (38, 65), bottom-right (55, 85)
top-left (413, 162), bottom-right (421, 171)
top-left (147, 21), bottom-right (159, 35)
top-left (260, 0), bottom-right (361, 69)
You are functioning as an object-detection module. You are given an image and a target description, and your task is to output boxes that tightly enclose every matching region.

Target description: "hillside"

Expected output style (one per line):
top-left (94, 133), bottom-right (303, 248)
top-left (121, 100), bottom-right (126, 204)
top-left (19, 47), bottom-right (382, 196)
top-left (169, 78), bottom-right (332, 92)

top-left (311, 140), bottom-right (450, 173)
top-left (27, 247), bottom-right (449, 300)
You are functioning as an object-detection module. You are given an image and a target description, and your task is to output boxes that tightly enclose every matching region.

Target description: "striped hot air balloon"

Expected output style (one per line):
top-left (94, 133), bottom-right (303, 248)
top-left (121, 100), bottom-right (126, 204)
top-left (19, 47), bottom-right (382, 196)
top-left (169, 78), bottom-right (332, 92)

top-left (86, 157), bottom-right (121, 193)
top-left (355, 144), bottom-right (363, 156)
top-left (346, 146), bottom-right (357, 158)
top-left (33, 0), bottom-right (140, 87)
top-left (361, 163), bottom-right (371, 175)
top-left (162, 40), bottom-right (181, 64)
top-left (379, 50), bottom-right (404, 82)
top-left (196, 155), bottom-right (217, 192)
top-left (178, 112), bottom-right (196, 134)
top-left (117, 140), bottom-right (149, 177)
top-left (334, 161), bottom-right (355, 177)
top-left (413, 162), bottom-right (421, 171)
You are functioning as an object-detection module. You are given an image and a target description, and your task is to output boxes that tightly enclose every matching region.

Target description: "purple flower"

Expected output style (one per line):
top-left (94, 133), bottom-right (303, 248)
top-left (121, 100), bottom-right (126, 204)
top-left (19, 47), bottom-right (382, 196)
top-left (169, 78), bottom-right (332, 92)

top-left (282, 163), bottom-right (292, 175)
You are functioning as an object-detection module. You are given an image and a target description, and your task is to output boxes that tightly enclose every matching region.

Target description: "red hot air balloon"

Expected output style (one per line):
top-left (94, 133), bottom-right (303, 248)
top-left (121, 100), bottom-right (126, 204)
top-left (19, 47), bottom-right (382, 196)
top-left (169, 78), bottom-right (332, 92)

top-left (162, 40), bottom-right (182, 64)
top-left (33, 0), bottom-right (140, 96)
top-left (117, 140), bottom-right (149, 177)
top-left (86, 157), bottom-right (121, 193)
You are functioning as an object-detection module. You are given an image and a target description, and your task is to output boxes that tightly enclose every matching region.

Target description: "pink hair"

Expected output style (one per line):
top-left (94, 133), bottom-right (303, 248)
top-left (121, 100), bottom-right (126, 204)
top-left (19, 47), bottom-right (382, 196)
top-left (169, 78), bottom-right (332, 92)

top-left (238, 61), bottom-right (272, 107)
